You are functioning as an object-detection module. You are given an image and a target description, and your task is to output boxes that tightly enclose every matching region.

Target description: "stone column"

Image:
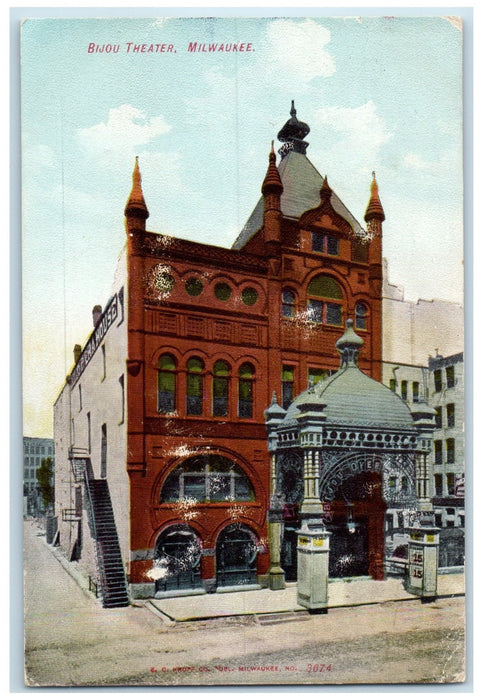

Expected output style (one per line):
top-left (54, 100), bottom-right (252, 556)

top-left (267, 483), bottom-right (285, 590)
top-left (296, 522), bottom-right (331, 613)
top-left (406, 526), bottom-right (440, 601)
top-left (300, 448), bottom-right (323, 520)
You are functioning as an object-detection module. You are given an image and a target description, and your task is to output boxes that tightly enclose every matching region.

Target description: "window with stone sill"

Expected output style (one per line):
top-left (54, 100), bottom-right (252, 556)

top-left (311, 231), bottom-right (339, 256)
top-left (282, 289), bottom-right (296, 318)
top-left (434, 369), bottom-right (442, 393)
top-left (213, 360), bottom-right (230, 417)
top-left (446, 438), bottom-right (455, 464)
top-left (434, 406), bottom-right (442, 429)
top-left (186, 357), bottom-right (204, 416)
top-left (306, 275), bottom-right (343, 326)
top-left (158, 353), bottom-right (177, 414)
top-left (447, 403), bottom-right (455, 428)
top-left (282, 365), bottom-right (295, 410)
top-left (238, 363), bottom-right (255, 418)
top-left (446, 366), bottom-right (455, 388)
top-left (434, 440), bottom-right (443, 464)
top-left (401, 380), bottom-right (408, 401)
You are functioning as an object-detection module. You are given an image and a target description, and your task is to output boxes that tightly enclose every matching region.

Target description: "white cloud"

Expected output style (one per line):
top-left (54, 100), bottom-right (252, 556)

top-left (402, 153), bottom-right (431, 171)
top-left (184, 69), bottom-right (237, 126)
top-left (309, 101), bottom-right (392, 193)
top-left (78, 104), bottom-right (172, 165)
top-left (264, 19), bottom-right (335, 83)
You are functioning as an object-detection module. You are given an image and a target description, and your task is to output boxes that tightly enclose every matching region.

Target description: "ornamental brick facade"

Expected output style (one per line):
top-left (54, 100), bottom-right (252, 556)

top-left (54, 106), bottom-right (385, 602)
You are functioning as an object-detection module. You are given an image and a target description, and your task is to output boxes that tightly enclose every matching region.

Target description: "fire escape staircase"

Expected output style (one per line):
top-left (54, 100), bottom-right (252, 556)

top-left (69, 448), bottom-right (130, 608)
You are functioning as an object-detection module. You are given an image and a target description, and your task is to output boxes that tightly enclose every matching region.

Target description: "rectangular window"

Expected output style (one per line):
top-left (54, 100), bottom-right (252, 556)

top-left (87, 412), bottom-right (91, 453)
top-left (434, 406), bottom-right (442, 429)
top-left (389, 378), bottom-right (397, 393)
top-left (311, 231), bottom-right (325, 252)
top-left (327, 236), bottom-right (339, 256)
top-left (401, 380), bottom-right (408, 401)
top-left (434, 473), bottom-right (443, 496)
top-left (119, 375), bottom-right (125, 424)
top-left (212, 377), bottom-right (228, 417)
top-left (446, 366), bottom-right (455, 388)
top-left (434, 369), bottom-right (442, 392)
top-left (412, 382), bottom-right (419, 402)
top-left (447, 403), bottom-right (455, 428)
top-left (78, 384), bottom-right (82, 411)
top-left (307, 299), bottom-right (323, 323)
top-left (101, 345), bottom-right (106, 381)
top-left (282, 365), bottom-right (295, 410)
top-left (101, 424), bottom-right (107, 478)
top-left (434, 440), bottom-right (442, 464)
top-left (447, 473), bottom-right (455, 496)
top-left (435, 513), bottom-right (443, 527)
top-left (446, 438), bottom-right (455, 464)
top-left (326, 302), bottom-right (342, 326)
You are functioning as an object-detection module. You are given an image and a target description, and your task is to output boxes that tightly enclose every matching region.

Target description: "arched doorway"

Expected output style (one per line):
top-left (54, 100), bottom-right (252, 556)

top-left (153, 525), bottom-right (202, 593)
top-left (216, 524), bottom-right (258, 587)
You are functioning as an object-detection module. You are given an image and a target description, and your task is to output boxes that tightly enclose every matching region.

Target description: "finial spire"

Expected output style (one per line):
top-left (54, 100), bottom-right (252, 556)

top-left (364, 171), bottom-right (385, 223)
top-left (319, 175), bottom-right (332, 202)
top-left (125, 156), bottom-right (149, 223)
top-left (335, 319), bottom-right (364, 367)
top-left (262, 142), bottom-right (283, 195)
top-left (277, 101), bottom-right (310, 158)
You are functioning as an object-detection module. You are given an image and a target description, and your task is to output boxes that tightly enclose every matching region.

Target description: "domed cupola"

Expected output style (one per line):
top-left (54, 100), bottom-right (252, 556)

top-left (277, 100), bottom-right (310, 158)
top-left (280, 320), bottom-right (415, 433)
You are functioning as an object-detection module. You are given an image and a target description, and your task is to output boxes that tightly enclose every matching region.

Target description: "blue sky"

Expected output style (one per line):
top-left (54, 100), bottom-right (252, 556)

top-left (20, 15), bottom-right (464, 437)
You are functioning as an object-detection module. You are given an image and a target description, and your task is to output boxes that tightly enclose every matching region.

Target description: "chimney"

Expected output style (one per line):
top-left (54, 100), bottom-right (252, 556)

top-left (74, 344), bottom-right (82, 364)
top-left (92, 305), bottom-right (102, 326)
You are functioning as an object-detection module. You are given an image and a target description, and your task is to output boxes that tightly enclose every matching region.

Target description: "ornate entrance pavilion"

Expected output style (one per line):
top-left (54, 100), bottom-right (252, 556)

top-left (265, 320), bottom-right (435, 581)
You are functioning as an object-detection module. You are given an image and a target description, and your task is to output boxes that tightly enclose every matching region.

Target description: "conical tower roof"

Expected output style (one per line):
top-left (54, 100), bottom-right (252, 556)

top-left (124, 156), bottom-right (149, 221)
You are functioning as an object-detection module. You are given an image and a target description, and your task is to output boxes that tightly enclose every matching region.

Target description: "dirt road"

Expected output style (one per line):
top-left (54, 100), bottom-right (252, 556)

top-left (23, 520), bottom-right (465, 687)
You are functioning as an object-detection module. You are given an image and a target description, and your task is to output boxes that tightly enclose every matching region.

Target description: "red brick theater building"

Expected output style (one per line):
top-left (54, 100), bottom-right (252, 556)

top-left (54, 104), bottom-right (385, 605)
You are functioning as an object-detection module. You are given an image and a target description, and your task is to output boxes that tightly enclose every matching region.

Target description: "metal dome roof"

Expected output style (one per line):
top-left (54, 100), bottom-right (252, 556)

top-left (280, 321), bottom-right (415, 432)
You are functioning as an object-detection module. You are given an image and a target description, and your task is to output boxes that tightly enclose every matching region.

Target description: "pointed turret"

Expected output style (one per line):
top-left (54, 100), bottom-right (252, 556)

top-left (262, 141), bottom-right (283, 196)
top-left (364, 172), bottom-right (385, 223)
top-left (262, 143), bottom-right (283, 251)
top-left (319, 175), bottom-right (332, 203)
top-left (124, 156), bottom-right (149, 233)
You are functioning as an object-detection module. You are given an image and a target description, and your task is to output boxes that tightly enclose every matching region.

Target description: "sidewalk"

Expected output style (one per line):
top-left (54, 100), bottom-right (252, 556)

top-left (37, 522), bottom-right (465, 624)
top-left (148, 572), bottom-right (465, 622)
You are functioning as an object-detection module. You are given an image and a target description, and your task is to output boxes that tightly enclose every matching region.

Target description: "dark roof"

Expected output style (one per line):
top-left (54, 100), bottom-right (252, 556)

top-left (232, 151), bottom-right (365, 250)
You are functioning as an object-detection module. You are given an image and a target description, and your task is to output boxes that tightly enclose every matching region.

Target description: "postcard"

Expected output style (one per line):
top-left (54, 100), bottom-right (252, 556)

top-left (21, 13), bottom-right (466, 687)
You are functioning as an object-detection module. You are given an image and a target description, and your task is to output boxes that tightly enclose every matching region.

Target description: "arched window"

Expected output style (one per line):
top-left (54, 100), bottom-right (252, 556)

top-left (186, 357), bottom-right (204, 416)
top-left (306, 275), bottom-right (343, 326)
top-left (355, 302), bottom-right (368, 330)
top-left (282, 289), bottom-right (295, 318)
top-left (158, 354), bottom-right (176, 413)
top-left (213, 360), bottom-right (230, 417)
top-left (153, 526), bottom-right (202, 592)
top-left (238, 363), bottom-right (255, 418)
top-left (160, 455), bottom-right (255, 503)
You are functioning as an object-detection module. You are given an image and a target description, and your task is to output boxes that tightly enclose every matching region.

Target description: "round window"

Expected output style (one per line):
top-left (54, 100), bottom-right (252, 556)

top-left (154, 269), bottom-right (175, 294)
top-left (241, 287), bottom-right (258, 306)
top-left (185, 277), bottom-right (203, 297)
top-left (214, 282), bottom-right (232, 301)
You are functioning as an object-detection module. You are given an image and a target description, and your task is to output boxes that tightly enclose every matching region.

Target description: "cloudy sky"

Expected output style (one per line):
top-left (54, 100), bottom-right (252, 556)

top-left (20, 14), bottom-right (464, 437)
